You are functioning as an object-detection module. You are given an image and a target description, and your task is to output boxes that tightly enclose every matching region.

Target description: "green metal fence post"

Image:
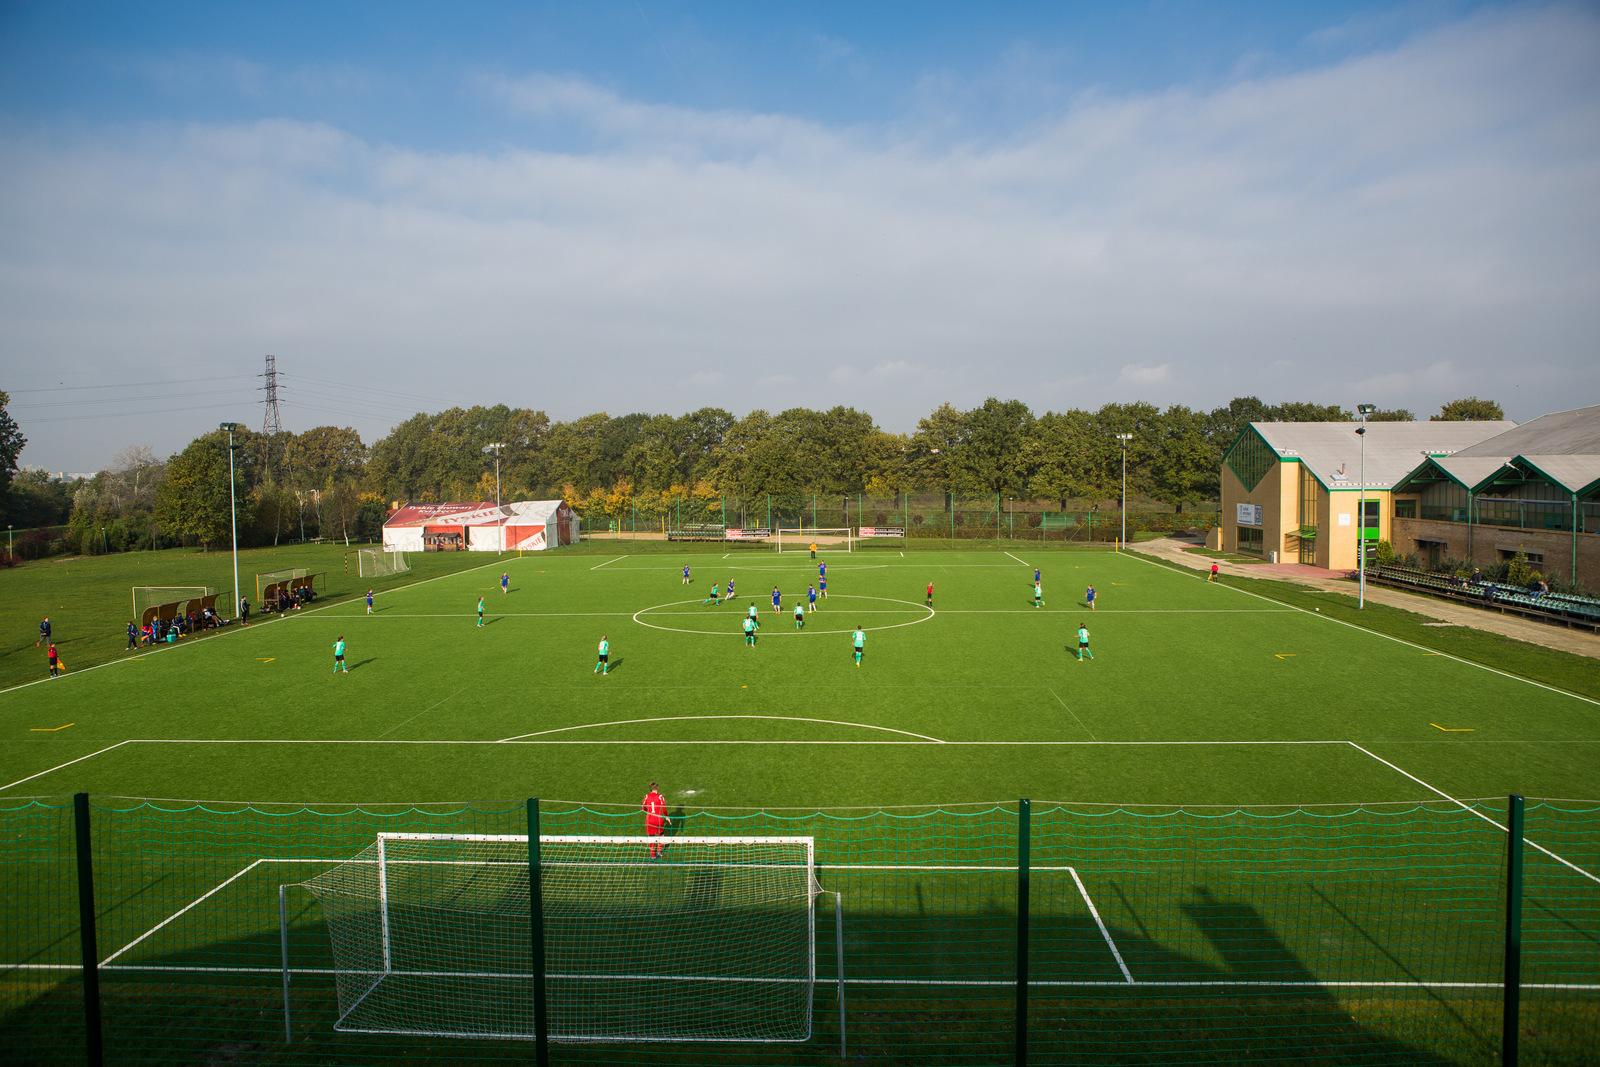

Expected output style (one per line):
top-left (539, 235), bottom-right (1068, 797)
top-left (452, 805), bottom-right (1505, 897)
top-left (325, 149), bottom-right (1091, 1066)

top-left (1503, 793), bottom-right (1524, 1067)
top-left (73, 792), bottom-right (103, 1066)
top-left (528, 798), bottom-right (550, 1066)
top-left (1015, 797), bottom-right (1030, 1067)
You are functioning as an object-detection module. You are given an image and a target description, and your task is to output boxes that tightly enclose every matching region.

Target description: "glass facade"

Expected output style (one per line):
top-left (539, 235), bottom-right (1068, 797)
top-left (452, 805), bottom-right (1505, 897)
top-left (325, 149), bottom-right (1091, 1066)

top-left (1298, 464), bottom-right (1319, 565)
top-left (1237, 526), bottom-right (1264, 554)
top-left (1226, 430), bottom-right (1275, 491)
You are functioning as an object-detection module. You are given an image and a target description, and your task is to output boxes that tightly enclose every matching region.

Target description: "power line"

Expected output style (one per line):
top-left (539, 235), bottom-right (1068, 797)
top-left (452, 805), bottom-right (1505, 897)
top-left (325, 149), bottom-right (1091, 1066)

top-left (21, 403), bottom-right (255, 424)
top-left (7, 375), bottom-right (256, 393)
top-left (11, 388), bottom-right (258, 410)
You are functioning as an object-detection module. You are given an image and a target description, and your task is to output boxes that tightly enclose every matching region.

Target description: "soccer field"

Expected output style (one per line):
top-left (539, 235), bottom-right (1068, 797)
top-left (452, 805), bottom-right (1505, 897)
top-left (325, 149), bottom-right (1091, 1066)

top-left (2, 545), bottom-right (1598, 1064)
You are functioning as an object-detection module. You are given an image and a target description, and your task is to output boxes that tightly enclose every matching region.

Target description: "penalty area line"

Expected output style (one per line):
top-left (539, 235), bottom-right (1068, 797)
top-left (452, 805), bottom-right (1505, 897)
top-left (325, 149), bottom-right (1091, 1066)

top-left (0, 740), bottom-right (134, 794)
top-left (590, 555), bottom-right (628, 570)
top-left (1347, 741), bottom-right (1600, 887)
top-left (1004, 550), bottom-right (1031, 568)
top-left (497, 715), bottom-right (946, 744)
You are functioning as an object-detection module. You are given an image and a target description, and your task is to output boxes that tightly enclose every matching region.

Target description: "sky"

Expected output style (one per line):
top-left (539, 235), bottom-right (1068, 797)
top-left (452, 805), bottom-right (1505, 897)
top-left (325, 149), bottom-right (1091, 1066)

top-left (2, 1), bottom-right (1597, 473)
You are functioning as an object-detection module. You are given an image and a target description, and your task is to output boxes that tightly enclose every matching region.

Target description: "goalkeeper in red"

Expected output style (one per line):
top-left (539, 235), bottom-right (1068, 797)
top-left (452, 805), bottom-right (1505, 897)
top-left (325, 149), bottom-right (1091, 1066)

top-left (642, 782), bottom-right (671, 859)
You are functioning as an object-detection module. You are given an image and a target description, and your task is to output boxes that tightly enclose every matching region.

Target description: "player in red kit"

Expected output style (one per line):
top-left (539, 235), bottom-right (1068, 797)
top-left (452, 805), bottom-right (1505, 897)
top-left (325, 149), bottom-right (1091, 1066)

top-left (642, 782), bottom-right (671, 859)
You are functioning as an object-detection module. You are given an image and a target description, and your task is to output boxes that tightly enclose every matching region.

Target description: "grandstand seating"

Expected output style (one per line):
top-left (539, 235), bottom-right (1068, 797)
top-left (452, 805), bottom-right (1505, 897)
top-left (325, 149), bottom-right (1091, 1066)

top-left (1366, 565), bottom-right (1600, 631)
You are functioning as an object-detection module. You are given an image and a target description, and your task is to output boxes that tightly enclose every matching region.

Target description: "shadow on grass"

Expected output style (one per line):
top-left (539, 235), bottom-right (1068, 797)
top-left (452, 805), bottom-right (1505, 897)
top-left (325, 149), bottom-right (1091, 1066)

top-left (0, 878), bottom-right (1521, 1065)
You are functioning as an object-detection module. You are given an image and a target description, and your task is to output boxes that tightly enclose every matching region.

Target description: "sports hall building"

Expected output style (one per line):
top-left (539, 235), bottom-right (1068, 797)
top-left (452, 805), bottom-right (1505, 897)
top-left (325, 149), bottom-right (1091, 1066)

top-left (1220, 405), bottom-right (1600, 589)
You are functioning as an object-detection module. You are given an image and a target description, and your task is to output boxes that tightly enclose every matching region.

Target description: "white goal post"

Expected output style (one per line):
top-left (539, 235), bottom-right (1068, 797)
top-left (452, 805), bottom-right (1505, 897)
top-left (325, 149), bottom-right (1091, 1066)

top-left (774, 528), bottom-right (852, 553)
top-left (294, 832), bottom-right (831, 1046)
top-left (358, 547), bottom-right (410, 578)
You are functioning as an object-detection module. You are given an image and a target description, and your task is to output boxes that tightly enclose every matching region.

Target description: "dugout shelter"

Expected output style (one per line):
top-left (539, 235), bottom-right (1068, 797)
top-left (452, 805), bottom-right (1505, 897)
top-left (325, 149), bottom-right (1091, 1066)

top-left (382, 500), bottom-right (580, 553)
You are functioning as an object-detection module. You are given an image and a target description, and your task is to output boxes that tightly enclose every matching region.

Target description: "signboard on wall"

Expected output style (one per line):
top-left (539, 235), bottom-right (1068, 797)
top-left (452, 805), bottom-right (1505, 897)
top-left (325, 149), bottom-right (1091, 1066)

top-left (1235, 504), bottom-right (1264, 527)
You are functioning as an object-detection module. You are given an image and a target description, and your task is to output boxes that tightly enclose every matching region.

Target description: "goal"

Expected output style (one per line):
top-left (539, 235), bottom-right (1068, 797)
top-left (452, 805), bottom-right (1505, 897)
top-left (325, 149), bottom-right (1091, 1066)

top-left (774, 528), bottom-right (852, 553)
top-left (295, 833), bottom-right (821, 1045)
top-left (131, 586), bottom-right (213, 624)
top-left (358, 547), bottom-right (410, 579)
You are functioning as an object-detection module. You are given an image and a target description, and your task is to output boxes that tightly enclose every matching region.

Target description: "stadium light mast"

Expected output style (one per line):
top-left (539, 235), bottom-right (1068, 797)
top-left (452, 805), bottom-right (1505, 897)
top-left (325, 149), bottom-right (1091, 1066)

top-left (220, 423), bottom-right (242, 622)
top-left (483, 443), bottom-right (506, 508)
top-left (1356, 404), bottom-right (1376, 609)
top-left (1115, 434), bottom-right (1134, 550)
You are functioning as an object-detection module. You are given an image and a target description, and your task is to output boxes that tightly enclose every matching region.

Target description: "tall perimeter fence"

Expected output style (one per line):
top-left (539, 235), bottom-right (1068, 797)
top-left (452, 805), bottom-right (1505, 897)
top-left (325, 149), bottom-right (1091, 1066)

top-left (581, 492), bottom-right (1217, 543)
top-left (3, 795), bottom-right (1596, 1065)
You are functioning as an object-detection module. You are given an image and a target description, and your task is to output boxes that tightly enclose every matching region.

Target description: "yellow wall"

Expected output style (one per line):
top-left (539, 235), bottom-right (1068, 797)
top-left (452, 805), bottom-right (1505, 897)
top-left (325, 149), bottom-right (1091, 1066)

top-left (1318, 489), bottom-right (1391, 570)
top-left (1220, 457), bottom-right (1298, 561)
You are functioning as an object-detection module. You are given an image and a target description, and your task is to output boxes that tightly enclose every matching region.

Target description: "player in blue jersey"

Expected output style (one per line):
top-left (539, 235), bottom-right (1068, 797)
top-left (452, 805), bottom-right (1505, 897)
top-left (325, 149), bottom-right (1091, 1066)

top-left (771, 586), bottom-right (782, 615)
top-left (501, 572), bottom-right (510, 595)
top-left (807, 585), bottom-right (818, 613)
top-left (1085, 585), bottom-right (1096, 610)
top-left (682, 564), bottom-right (691, 585)
top-left (727, 577), bottom-right (736, 600)
top-left (365, 589), bottom-right (375, 614)
top-left (819, 574), bottom-right (828, 599)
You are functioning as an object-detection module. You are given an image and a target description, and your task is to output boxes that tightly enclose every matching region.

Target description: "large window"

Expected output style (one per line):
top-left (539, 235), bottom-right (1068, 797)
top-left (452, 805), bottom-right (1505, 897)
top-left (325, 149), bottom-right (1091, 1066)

top-left (1298, 465), bottom-right (1319, 565)
top-left (1226, 431), bottom-right (1275, 491)
top-left (1237, 526), bottom-right (1264, 554)
top-left (1394, 498), bottom-right (1417, 519)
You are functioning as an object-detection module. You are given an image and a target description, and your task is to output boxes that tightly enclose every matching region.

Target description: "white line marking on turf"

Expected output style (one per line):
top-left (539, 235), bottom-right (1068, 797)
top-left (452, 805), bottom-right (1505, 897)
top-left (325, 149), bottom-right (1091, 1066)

top-left (590, 555), bottom-right (628, 570)
top-left (1070, 868), bottom-right (1133, 984)
top-left (100, 860), bottom-right (264, 965)
top-left (1124, 551), bottom-right (1600, 711)
top-left (12, 962), bottom-right (1591, 993)
top-left (1004, 551), bottom-right (1031, 567)
top-left (1346, 741), bottom-right (1600, 887)
top-left (496, 715), bottom-right (945, 744)
top-left (0, 553), bottom-right (528, 701)
top-left (0, 741), bottom-right (133, 793)
top-left (1049, 689), bottom-right (1099, 741)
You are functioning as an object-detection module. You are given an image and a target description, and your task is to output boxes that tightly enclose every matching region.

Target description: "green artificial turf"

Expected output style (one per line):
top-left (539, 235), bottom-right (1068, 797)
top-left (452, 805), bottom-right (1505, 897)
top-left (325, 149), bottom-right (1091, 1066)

top-left (1, 543), bottom-right (1597, 1065)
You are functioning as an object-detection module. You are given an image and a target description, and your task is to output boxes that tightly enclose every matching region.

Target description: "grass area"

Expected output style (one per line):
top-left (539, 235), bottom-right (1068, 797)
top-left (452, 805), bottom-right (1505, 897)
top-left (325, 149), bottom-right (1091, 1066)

top-left (0, 544), bottom-right (515, 690)
top-left (1, 542), bottom-right (1596, 1064)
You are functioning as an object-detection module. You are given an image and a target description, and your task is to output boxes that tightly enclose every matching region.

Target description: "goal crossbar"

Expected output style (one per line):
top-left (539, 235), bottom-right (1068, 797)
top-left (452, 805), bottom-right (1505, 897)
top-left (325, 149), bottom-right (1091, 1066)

top-left (774, 528), bottom-right (852, 553)
top-left (297, 832), bottom-right (827, 1047)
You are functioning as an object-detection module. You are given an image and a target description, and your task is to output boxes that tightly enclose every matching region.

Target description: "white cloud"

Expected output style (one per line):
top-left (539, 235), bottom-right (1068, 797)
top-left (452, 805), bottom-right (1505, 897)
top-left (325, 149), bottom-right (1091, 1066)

top-left (3, 4), bottom-right (1598, 470)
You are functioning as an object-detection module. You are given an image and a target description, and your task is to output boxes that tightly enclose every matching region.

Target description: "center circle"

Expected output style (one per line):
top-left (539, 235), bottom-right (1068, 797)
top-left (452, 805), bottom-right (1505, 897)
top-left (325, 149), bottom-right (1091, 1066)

top-left (632, 594), bottom-right (936, 636)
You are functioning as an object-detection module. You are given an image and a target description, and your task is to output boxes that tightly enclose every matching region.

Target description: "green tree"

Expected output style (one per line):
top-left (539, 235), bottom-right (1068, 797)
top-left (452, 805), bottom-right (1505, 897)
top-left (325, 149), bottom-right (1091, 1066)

top-left (285, 426), bottom-right (367, 486)
top-left (1024, 410), bottom-right (1099, 506)
top-left (157, 430), bottom-right (255, 548)
top-left (0, 390), bottom-right (26, 503)
top-left (1151, 405), bottom-right (1217, 512)
top-left (1433, 397), bottom-right (1505, 421)
top-left (1365, 408), bottom-right (1416, 422)
top-left (951, 398), bottom-right (1035, 495)
top-left (1269, 401), bottom-right (1350, 422)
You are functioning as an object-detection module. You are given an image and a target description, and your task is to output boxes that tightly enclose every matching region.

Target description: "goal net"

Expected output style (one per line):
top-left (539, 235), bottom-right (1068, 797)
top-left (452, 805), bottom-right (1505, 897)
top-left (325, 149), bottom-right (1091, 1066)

top-left (358, 548), bottom-right (410, 579)
top-left (774, 528), bottom-right (852, 553)
top-left (131, 586), bottom-right (212, 624)
top-left (297, 833), bottom-right (820, 1045)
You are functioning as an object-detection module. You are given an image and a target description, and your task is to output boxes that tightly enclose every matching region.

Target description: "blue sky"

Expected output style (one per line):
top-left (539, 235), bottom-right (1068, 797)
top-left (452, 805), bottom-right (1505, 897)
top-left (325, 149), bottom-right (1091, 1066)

top-left (2, 1), bottom-right (1596, 470)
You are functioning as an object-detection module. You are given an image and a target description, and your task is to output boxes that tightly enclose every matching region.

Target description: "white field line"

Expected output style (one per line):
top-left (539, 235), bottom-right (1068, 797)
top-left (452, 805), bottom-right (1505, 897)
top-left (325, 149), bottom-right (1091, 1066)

top-left (1049, 689), bottom-right (1099, 742)
top-left (589, 555), bottom-right (628, 570)
top-left (83, 737), bottom-right (1359, 747)
top-left (1070, 868), bottom-right (1133, 984)
top-left (1123, 551), bottom-right (1600, 711)
top-left (1004, 550), bottom-right (1031, 568)
top-left (1347, 741), bottom-right (1600, 887)
top-left (0, 740), bottom-right (133, 793)
top-left (9, 962), bottom-right (1595, 993)
top-left (497, 715), bottom-right (946, 744)
top-left (332, 607), bottom-right (1292, 618)
top-left (0, 553), bottom-right (527, 701)
top-left (100, 860), bottom-right (264, 965)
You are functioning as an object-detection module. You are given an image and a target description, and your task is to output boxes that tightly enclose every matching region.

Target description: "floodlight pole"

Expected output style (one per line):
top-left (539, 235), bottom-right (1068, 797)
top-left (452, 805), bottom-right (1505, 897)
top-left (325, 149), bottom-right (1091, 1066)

top-left (221, 423), bottom-right (241, 621)
top-left (1356, 405), bottom-right (1375, 609)
top-left (484, 443), bottom-right (505, 508)
top-left (1115, 434), bottom-right (1133, 551)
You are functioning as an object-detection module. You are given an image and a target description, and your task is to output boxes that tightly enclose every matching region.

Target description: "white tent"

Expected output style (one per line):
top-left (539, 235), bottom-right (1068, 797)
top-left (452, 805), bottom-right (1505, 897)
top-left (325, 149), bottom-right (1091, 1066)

top-left (382, 500), bottom-right (581, 553)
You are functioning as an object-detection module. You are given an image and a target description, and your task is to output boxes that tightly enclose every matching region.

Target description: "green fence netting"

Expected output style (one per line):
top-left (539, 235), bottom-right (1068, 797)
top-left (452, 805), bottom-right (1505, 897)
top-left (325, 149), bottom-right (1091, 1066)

top-left (2, 797), bottom-right (1596, 1065)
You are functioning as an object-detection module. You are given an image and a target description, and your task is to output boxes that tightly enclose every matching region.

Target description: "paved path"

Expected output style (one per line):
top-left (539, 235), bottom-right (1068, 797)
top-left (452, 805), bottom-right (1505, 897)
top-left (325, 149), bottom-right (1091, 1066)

top-left (1136, 538), bottom-right (1600, 662)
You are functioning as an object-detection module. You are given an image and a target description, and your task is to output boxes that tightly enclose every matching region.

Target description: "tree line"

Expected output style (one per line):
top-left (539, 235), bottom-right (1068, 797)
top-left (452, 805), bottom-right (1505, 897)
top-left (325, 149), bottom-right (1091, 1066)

top-left (0, 390), bottom-right (1506, 554)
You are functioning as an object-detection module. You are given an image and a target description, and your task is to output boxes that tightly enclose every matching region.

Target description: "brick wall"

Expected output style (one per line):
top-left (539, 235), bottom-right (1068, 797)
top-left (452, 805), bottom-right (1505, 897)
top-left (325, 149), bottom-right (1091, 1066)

top-left (1392, 517), bottom-right (1600, 590)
